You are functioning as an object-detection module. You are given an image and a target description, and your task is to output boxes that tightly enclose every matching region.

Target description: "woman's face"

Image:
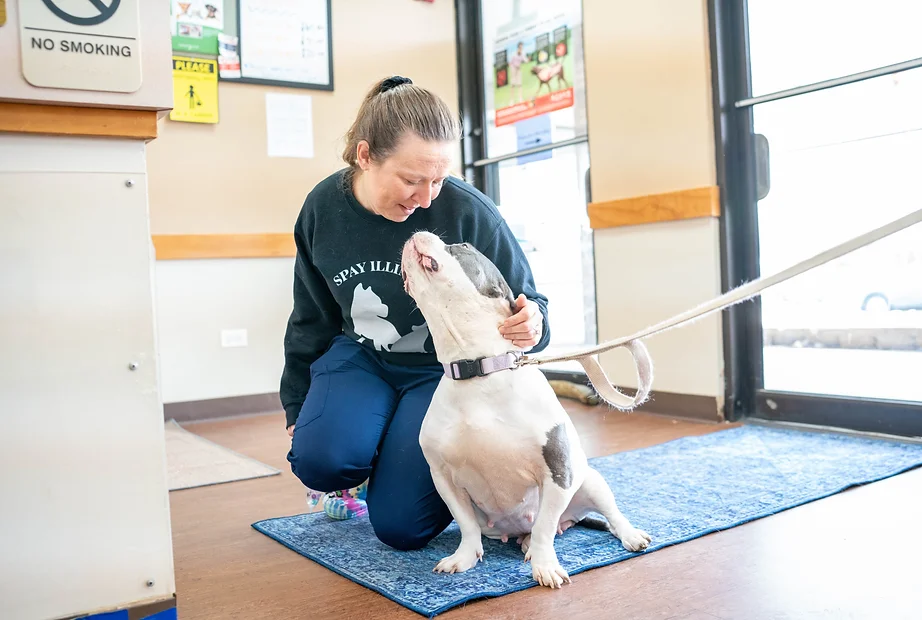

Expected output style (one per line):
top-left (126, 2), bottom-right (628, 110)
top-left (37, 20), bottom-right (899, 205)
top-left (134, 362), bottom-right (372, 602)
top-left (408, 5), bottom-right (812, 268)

top-left (355, 133), bottom-right (455, 223)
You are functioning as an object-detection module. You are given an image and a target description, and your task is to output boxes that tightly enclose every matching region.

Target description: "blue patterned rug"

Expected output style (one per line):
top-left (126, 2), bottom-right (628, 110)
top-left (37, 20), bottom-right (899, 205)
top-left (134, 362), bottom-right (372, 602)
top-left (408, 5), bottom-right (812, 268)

top-left (252, 424), bottom-right (922, 617)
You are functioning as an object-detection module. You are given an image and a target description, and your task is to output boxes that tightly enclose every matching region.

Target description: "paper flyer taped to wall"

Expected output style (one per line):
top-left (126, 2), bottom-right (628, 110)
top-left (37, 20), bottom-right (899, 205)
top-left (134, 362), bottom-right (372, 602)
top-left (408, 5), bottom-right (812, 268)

top-left (170, 56), bottom-right (219, 124)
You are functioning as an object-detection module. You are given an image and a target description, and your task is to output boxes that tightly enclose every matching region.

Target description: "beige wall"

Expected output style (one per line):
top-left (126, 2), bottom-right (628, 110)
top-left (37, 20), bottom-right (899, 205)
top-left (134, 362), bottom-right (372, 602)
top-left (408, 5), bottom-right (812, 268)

top-left (583, 0), bottom-right (725, 407)
top-left (149, 0), bottom-right (460, 403)
top-left (147, 0), bottom-right (460, 235)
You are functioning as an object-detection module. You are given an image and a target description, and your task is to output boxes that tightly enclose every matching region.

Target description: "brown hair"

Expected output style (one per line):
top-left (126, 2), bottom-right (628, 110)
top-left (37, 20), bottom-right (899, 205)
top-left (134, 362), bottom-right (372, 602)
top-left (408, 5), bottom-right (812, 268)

top-left (342, 76), bottom-right (461, 181)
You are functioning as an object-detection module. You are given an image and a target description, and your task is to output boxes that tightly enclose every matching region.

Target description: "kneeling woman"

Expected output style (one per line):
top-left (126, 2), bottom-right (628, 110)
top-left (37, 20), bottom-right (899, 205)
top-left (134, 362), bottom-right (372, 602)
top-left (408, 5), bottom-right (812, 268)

top-left (281, 75), bottom-right (550, 550)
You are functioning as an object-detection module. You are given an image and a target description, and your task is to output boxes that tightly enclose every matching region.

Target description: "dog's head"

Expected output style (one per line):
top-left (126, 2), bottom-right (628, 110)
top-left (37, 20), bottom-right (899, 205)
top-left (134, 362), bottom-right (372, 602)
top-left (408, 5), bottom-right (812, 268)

top-left (401, 232), bottom-right (518, 354)
top-left (402, 231), bottom-right (516, 313)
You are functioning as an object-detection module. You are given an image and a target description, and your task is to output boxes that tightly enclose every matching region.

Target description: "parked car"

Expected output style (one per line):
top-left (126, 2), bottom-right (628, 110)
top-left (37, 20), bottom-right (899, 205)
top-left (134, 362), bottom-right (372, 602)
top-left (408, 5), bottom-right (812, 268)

top-left (860, 263), bottom-right (922, 311)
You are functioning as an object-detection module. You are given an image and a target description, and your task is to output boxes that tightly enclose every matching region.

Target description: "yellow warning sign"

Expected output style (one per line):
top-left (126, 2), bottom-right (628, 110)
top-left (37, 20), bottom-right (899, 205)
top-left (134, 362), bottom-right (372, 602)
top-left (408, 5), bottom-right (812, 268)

top-left (170, 56), bottom-right (218, 124)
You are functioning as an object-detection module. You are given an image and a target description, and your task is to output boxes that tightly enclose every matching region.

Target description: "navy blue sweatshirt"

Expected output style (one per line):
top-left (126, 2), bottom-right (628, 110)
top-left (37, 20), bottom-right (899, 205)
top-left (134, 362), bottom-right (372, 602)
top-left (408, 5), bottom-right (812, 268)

top-left (280, 169), bottom-right (550, 427)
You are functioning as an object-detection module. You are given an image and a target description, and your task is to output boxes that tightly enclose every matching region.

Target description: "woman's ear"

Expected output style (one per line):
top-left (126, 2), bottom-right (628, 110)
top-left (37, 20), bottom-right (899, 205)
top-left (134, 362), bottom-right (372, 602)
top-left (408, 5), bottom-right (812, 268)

top-left (356, 140), bottom-right (371, 171)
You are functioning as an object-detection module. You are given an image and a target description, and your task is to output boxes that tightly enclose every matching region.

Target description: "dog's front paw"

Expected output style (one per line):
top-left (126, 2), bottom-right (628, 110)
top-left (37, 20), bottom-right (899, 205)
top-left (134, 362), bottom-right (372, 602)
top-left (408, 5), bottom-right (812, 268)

top-left (433, 545), bottom-right (483, 574)
top-left (618, 527), bottom-right (652, 552)
top-left (525, 547), bottom-right (570, 589)
top-left (529, 558), bottom-right (571, 589)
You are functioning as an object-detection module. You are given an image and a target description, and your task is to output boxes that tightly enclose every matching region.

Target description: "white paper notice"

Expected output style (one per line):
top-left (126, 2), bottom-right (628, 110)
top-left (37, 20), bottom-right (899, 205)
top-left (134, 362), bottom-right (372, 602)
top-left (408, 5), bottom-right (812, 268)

top-left (265, 93), bottom-right (314, 159)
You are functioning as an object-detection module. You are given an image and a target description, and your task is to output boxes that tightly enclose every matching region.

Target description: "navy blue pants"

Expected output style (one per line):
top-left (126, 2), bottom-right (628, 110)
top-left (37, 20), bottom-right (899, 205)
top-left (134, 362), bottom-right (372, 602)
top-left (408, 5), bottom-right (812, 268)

top-left (287, 335), bottom-right (453, 551)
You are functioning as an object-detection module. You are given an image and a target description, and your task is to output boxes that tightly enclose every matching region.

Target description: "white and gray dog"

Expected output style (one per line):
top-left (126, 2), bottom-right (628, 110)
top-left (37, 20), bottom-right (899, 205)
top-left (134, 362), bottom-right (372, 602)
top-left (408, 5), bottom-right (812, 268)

top-left (401, 231), bottom-right (651, 589)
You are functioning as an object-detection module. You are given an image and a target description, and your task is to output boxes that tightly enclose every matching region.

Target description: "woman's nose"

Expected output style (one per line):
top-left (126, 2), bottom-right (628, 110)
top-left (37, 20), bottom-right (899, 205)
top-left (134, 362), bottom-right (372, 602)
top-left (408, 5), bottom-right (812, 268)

top-left (414, 185), bottom-right (434, 209)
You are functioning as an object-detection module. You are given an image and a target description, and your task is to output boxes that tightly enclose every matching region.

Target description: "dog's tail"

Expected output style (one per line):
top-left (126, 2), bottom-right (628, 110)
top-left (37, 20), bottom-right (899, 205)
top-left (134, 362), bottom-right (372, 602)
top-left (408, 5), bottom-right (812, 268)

top-left (548, 380), bottom-right (601, 406)
top-left (577, 516), bottom-right (610, 532)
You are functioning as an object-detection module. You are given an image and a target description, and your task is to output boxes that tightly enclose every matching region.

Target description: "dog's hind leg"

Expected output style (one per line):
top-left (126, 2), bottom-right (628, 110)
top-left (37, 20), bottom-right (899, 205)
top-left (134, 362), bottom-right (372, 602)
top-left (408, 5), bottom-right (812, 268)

top-left (579, 467), bottom-right (651, 552)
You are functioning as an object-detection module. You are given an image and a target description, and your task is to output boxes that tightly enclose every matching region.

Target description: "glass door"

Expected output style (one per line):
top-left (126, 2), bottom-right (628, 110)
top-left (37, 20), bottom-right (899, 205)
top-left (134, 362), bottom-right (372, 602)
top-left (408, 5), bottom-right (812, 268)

top-left (713, 0), bottom-right (922, 436)
top-left (457, 0), bottom-right (595, 372)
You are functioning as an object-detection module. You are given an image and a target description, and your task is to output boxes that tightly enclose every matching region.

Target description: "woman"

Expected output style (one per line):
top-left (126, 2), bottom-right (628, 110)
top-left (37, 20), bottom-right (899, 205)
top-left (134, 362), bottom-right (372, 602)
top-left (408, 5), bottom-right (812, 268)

top-left (281, 75), bottom-right (551, 551)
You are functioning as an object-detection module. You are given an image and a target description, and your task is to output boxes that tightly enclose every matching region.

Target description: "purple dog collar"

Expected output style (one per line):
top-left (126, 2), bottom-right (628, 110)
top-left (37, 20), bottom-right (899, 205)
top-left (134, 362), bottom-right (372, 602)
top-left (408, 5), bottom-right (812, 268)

top-left (443, 352), bottom-right (522, 380)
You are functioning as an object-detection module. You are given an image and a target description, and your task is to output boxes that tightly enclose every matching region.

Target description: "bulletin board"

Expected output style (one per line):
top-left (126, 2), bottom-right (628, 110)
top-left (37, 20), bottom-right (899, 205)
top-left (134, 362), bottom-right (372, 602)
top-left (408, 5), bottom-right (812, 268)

top-left (171, 0), bottom-right (334, 91)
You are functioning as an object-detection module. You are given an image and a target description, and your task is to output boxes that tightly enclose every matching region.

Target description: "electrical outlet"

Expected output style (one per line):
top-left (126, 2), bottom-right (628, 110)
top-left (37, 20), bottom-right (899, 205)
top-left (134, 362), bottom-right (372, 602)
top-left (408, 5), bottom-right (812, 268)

top-left (221, 329), bottom-right (248, 348)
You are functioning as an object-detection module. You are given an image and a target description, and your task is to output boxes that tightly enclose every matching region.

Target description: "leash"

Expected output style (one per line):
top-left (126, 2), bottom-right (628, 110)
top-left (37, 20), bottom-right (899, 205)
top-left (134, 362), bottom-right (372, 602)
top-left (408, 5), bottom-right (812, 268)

top-left (515, 207), bottom-right (922, 410)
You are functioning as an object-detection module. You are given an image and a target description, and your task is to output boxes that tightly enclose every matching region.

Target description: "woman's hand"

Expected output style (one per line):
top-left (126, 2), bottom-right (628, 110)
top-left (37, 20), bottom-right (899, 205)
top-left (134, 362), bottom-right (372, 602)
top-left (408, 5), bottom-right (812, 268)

top-left (287, 425), bottom-right (295, 438)
top-left (499, 294), bottom-right (543, 349)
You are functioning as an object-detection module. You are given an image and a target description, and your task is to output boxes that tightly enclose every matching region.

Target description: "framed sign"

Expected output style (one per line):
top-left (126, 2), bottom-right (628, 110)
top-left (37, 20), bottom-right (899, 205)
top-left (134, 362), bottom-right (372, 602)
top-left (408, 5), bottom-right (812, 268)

top-left (17, 0), bottom-right (142, 93)
top-left (221, 0), bottom-right (333, 91)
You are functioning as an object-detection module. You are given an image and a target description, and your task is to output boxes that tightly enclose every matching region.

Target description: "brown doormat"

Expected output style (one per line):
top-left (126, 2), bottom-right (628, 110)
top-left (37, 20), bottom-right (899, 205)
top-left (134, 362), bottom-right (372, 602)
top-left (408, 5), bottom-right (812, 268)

top-left (164, 419), bottom-right (280, 491)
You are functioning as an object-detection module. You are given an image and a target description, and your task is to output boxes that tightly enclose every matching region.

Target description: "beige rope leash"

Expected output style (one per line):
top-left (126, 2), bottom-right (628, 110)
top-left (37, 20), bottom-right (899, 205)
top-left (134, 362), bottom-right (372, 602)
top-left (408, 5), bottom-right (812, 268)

top-left (517, 208), bottom-right (922, 410)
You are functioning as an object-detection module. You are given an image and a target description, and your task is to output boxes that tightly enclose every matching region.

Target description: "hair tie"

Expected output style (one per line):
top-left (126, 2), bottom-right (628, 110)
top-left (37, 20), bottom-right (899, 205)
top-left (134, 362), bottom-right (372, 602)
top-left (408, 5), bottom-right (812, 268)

top-left (379, 76), bottom-right (413, 93)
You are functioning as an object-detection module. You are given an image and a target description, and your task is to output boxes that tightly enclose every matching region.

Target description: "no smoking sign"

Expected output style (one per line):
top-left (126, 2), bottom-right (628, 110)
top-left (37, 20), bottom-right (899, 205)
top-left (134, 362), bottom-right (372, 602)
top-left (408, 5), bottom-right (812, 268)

top-left (18, 0), bottom-right (142, 93)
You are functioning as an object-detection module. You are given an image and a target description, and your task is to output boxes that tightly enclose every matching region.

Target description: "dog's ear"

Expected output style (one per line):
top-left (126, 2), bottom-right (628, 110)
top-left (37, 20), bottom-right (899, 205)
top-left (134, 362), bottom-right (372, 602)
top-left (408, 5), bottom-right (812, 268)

top-left (485, 276), bottom-right (516, 313)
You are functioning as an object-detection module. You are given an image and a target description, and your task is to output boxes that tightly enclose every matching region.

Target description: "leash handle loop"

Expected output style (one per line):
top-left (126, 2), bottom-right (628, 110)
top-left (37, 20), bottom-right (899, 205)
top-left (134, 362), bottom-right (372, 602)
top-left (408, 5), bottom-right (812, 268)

top-left (520, 207), bottom-right (922, 409)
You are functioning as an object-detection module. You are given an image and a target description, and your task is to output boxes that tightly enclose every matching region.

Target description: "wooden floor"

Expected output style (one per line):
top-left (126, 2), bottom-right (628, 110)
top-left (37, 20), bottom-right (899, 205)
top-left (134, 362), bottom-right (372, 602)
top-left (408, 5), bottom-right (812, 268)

top-left (169, 402), bottom-right (922, 620)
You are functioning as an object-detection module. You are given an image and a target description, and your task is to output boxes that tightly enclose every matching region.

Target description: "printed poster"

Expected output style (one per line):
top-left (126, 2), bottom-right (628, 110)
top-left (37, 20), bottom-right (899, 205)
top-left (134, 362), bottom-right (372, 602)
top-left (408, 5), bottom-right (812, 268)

top-left (171, 0), bottom-right (223, 55)
top-left (170, 56), bottom-right (219, 124)
top-left (493, 11), bottom-right (578, 127)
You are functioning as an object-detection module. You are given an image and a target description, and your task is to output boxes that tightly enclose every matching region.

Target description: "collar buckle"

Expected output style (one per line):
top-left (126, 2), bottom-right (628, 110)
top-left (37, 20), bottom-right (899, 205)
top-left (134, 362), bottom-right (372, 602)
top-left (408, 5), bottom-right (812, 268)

top-left (448, 358), bottom-right (484, 380)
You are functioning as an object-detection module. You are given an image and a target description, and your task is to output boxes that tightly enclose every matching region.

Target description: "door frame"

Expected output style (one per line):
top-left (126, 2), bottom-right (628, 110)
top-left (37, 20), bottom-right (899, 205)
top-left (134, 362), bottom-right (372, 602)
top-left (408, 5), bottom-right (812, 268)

top-left (707, 0), bottom-right (922, 437)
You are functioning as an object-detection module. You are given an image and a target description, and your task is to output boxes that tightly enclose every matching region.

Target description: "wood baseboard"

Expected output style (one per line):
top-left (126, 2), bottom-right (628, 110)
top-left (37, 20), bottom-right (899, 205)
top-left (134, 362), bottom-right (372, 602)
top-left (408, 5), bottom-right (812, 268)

top-left (151, 234), bottom-right (296, 260)
top-left (164, 383), bottom-right (723, 424)
top-left (588, 185), bottom-right (720, 230)
top-left (164, 392), bottom-right (283, 423)
top-left (541, 369), bottom-right (722, 422)
top-left (0, 102), bottom-right (158, 140)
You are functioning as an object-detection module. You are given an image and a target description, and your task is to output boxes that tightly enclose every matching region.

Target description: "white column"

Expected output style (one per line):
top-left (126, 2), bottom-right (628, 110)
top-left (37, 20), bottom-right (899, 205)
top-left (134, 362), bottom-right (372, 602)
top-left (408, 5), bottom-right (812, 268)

top-left (0, 132), bottom-right (176, 620)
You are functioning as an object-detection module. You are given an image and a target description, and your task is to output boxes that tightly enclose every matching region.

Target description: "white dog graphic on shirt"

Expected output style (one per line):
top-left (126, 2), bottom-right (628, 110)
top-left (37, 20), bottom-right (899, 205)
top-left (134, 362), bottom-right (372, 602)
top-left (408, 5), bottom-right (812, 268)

top-left (351, 283), bottom-right (403, 351)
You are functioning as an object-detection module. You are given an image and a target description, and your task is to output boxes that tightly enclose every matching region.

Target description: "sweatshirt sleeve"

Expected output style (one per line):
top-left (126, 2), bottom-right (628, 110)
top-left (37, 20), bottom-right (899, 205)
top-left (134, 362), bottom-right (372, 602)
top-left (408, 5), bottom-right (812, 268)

top-left (279, 210), bottom-right (343, 428)
top-left (477, 217), bottom-right (552, 354)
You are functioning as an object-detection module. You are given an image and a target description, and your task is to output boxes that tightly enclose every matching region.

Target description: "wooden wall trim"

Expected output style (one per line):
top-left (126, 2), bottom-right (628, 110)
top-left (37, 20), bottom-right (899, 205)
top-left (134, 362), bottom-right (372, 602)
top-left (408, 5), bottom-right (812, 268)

top-left (0, 102), bottom-right (158, 140)
top-left (588, 186), bottom-right (720, 230)
top-left (152, 234), bottom-right (296, 260)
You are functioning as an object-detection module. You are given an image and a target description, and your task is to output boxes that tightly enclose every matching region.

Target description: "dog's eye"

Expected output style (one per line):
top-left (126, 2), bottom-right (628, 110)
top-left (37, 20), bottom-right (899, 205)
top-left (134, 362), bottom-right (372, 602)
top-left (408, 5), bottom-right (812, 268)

top-left (427, 258), bottom-right (439, 272)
